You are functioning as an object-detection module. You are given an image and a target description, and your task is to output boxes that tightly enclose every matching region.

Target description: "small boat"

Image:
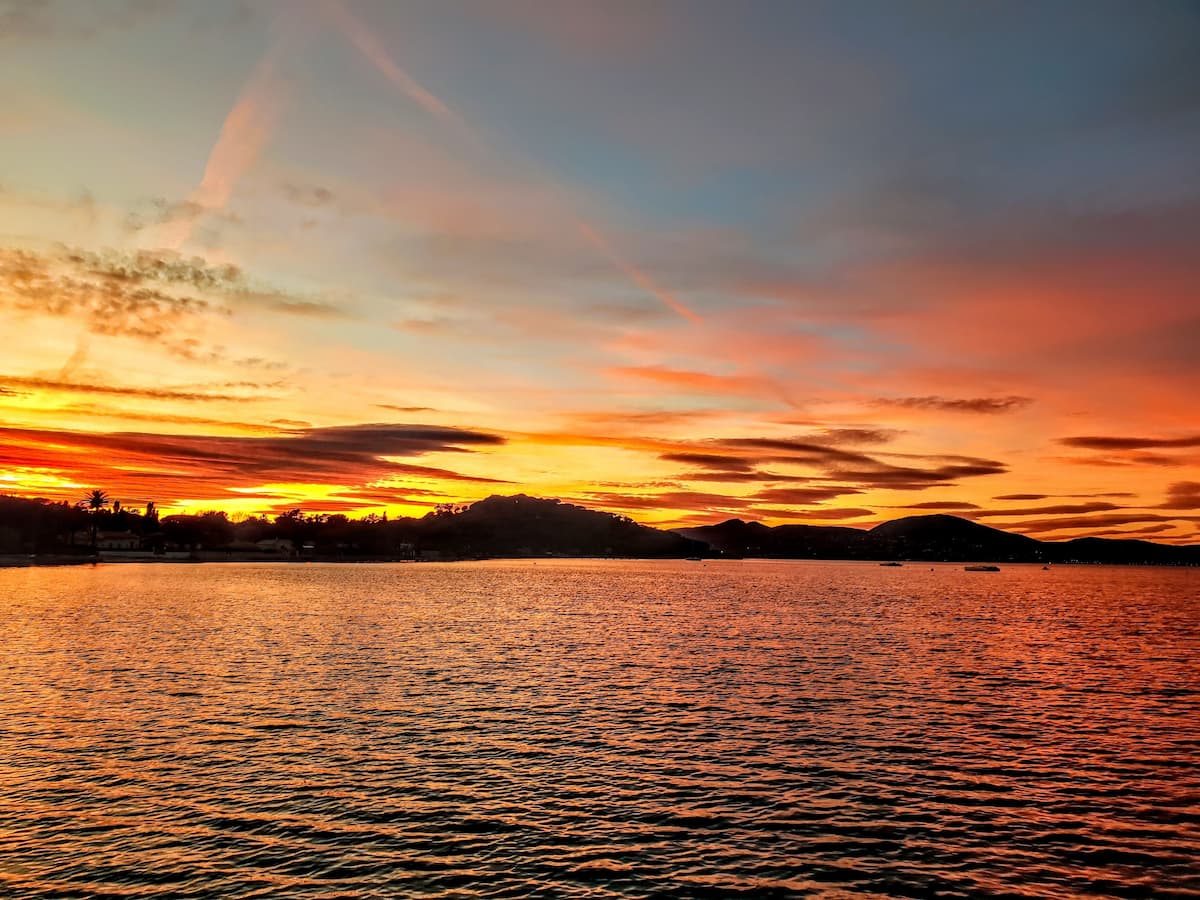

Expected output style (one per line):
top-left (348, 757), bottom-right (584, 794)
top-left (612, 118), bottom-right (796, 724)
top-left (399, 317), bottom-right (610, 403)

top-left (879, 562), bottom-right (903, 567)
top-left (964, 565), bottom-right (1000, 572)
top-left (685, 557), bottom-right (703, 562)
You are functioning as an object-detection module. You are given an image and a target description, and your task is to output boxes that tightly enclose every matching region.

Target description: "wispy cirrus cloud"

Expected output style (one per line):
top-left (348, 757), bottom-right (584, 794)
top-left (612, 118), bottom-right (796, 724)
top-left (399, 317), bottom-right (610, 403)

top-left (609, 366), bottom-right (786, 402)
top-left (1060, 434), bottom-right (1200, 451)
top-left (1090, 524), bottom-right (1177, 538)
top-left (831, 459), bottom-right (1008, 491)
top-left (1160, 482), bottom-right (1200, 510)
top-left (677, 469), bottom-right (814, 484)
top-left (891, 501), bottom-right (981, 510)
top-left (993, 492), bottom-right (1137, 501)
top-left (817, 428), bottom-right (901, 446)
top-left (21, 402), bottom-right (288, 432)
top-left (751, 486), bottom-right (865, 505)
top-left (576, 222), bottom-right (702, 324)
top-left (717, 437), bottom-right (876, 466)
top-left (0, 374), bottom-right (274, 403)
top-left (659, 452), bottom-right (754, 473)
top-left (156, 17), bottom-right (305, 250)
top-left (607, 430), bottom-right (1018, 523)
top-left (325, 1), bottom-right (706, 326)
top-left (1005, 512), bottom-right (1200, 536)
top-left (280, 182), bottom-right (337, 209)
top-left (0, 0), bottom-right (169, 42)
top-left (755, 507), bottom-right (875, 521)
top-left (324, 0), bottom-right (471, 135)
top-left (652, 435), bottom-right (1009, 502)
top-left (1056, 433), bottom-right (1200, 471)
top-left (972, 502), bottom-right (1123, 519)
top-left (880, 395), bottom-right (1033, 414)
top-left (126, 197), bottom-right (242, 234)
top-left (375, 404), bottom-right (437, 414)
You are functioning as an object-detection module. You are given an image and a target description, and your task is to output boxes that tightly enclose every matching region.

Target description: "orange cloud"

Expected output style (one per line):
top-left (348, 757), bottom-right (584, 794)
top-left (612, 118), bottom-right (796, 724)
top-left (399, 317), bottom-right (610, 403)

top-left (0, 423), bottom-right (505, 510)
top-left (0, 375), bottom-right (270, 403)
top-left (610, 365), bottom-right (773, 397)
top-left (1005, 512), bottom-right (1200, 536)
top-left (880, 395), bottom-right (1033, 414)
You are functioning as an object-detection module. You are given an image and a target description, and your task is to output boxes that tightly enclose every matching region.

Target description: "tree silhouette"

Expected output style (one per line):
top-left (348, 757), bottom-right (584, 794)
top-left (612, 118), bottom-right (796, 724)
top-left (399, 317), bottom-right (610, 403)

top-left (82, 489), bottom-right (110, 550)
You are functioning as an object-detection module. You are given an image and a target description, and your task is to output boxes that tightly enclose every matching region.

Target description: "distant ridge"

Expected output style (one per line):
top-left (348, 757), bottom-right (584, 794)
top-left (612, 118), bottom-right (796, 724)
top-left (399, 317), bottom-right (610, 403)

top-left (0, 493), bottom-right (1196, 565)
top-left (674, 512), bottom-right (1199, 565)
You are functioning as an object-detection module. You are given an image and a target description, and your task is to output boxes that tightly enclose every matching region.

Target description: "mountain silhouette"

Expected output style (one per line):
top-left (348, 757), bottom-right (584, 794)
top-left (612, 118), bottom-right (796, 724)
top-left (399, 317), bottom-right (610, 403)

top-left (413, 494), bottom-right (705, 558)
top-left (1, 492), bottom-right (1196, 565)
top-left (676, 511), bottom-right (1197, 565)
top-left (867, 514), bottom-right (1043, 562)
top-left (680, 513), bottom-right (1048, 561)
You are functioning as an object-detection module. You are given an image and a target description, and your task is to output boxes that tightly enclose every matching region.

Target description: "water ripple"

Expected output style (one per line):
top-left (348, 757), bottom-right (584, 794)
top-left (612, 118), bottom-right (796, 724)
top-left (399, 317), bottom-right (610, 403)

top-left (0, 560), bottom-right (1197, 898)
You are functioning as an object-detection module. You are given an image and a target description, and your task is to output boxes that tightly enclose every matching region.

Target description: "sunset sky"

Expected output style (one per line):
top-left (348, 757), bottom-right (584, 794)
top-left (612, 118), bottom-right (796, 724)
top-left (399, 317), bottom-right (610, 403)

top-left (1, 0), bottom-right (1198, 541)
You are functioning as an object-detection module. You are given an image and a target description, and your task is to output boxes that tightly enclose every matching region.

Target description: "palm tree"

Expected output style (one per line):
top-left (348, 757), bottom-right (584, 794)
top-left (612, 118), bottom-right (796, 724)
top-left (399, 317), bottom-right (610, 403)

top-left (83, 489), bottom-right (110, 550)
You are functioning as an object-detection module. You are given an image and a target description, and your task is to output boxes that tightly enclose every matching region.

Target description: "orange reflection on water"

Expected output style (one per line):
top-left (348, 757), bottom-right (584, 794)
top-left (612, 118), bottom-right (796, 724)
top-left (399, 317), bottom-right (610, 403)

top-left (0, 560), bottom-right (1196, 896)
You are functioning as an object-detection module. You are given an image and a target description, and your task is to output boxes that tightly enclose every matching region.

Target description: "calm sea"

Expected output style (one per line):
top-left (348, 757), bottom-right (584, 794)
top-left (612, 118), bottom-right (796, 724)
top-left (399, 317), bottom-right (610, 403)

top-left (0, 560), bottom-right (1197, 898)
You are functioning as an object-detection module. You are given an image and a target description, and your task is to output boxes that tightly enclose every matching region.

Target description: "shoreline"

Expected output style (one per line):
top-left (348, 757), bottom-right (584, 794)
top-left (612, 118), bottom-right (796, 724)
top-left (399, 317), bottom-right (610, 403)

top-left (3, 554), bottom-right (1197, 569)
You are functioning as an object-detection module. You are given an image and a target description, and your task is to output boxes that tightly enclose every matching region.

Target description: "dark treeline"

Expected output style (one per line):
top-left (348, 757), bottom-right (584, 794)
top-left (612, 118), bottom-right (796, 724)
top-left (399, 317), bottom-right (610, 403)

top-left (0, 493), bottom-right (701, 560)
